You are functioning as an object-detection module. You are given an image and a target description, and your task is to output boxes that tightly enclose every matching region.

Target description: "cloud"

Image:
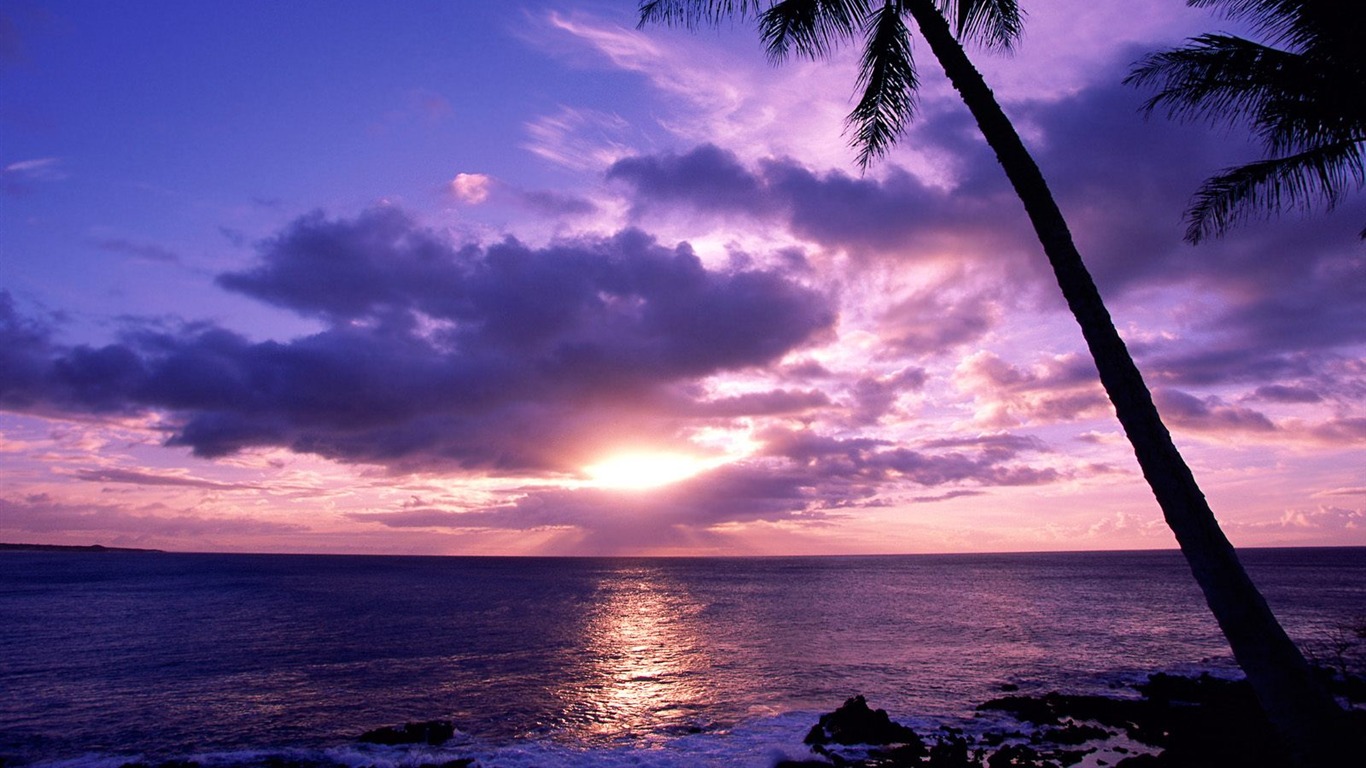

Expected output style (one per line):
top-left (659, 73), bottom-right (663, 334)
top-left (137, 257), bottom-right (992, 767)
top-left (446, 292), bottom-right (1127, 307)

top-left (845, 368), bottom-right (927, 426)
top-left (1304, 417), bottom-right (1366, 446)
top-left (760, 427), bottom-right (1059, 489)
top-left (1248, 384), bottom-right (1323, 404)
top-left (524, 105), bottom-right (638, 171)
top-left (1274, 506), bottom-right (1364, 531)
top-left (516, 189), bottom-right (598, 217)
top-left (449, 173), bottom-right (492, 204)
top-left (603, 62), bottom-right (1366, 400)
top-left (0, 209), bottom-right (836, 475)
top-left (345, 424), bottom-right (1058, 553)
top-left (93, 237), bottom-right (181, 264)
top-left (608, 144), bottom-right (774, 218)
top-left (954, 351), bottom-right (1109, 428)
top-left (608, 144), bottom-right (1025, 261)
top-left (2, 157), bottom-right (65, 195)
top-left (73, 468), bottom-right (261, 491)
top-left (878, 288), bottom-right (1001, 355)
top-left (0, 494), bottom-right (304, 537)
top-left (544, 10), bottom-right (856, 170)
top-left (1153, 389), bottom-right (1276, 435)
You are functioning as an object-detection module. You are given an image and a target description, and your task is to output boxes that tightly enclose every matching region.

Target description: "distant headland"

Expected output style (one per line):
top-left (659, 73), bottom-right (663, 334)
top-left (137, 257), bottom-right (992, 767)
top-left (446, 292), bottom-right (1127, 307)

top-left (0, 542), bottom-right (164, 553)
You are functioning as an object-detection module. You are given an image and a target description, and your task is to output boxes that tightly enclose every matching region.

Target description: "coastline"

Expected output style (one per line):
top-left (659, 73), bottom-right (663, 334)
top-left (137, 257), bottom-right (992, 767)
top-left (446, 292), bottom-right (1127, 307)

top-left (20, 670), bottom-right (1360, 768)
top-left (0, 542), bottom-right (164, 553)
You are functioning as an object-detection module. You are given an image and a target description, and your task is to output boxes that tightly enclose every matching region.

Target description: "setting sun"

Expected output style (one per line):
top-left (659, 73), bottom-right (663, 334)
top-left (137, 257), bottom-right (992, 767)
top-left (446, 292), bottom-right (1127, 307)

top-left (584, 452), bottom-right (707, 490)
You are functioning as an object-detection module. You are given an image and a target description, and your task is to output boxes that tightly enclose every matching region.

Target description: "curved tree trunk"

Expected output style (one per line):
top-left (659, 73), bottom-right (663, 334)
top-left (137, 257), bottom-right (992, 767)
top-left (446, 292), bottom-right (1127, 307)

top-left (902, 1), bottom-right (1353, 764)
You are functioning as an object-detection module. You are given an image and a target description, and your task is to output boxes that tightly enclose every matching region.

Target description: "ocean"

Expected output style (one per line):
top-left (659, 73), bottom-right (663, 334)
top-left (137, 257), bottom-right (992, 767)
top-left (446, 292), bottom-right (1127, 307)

top-left (1, 548), bottom-right (1362, 767)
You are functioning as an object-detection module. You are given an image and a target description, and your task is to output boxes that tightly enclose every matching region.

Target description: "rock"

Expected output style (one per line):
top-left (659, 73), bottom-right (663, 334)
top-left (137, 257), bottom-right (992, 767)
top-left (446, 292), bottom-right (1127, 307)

top-left (358, 719), bottom-right (457, 746)
top-left (804, 695), bottom-right (924, 749)
top-left (985, 743), bottom-right (1046, 767)
top-left (1039, 723), bottom-right (1110, 745)
top-left (925, 733), bottom-right (976, 768)
top-left (800, 696), bottom-right (929, 767)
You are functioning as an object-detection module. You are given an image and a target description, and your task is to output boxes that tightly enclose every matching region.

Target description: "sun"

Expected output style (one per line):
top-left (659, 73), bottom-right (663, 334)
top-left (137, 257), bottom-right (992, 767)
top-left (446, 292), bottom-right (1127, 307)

top-left (583, 452), bottom-right (707, 491)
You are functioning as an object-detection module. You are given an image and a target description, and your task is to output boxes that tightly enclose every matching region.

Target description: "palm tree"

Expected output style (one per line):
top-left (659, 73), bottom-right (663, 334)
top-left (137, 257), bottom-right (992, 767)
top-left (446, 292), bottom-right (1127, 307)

top-left (639, 2), bottom-right (1354, 764)
top-left (1127, 0), bottom-right (1366, 242)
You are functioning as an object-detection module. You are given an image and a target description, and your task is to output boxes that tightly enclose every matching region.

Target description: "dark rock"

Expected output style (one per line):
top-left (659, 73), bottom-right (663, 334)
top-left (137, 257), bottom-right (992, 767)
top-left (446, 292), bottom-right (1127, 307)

top-left (1134, 672), bottom-right (1246, 705)
top-left (925, 733), bottom-right (977, 768)
top-left (979, 692), bottom-right (1152, 740)
top-left (981, 731), bottom-right (1010, 747)
top-left (1039, 723), bottom-right (1110, 745)
top-left (358, 719), bottom-right (457, 746)
top-left (805, 696), bottom-right (923, 748)
top-left (999, 684), bottom-right (1020, 693)
top-left (1332, 672), bottom-right (1366, 702)
top-left (986, 744), bottom-right (1051, 768)
top-left (981, 674), bottom-right (1292, 768)
top-left (1053, 749), bottom-right (1091, 767)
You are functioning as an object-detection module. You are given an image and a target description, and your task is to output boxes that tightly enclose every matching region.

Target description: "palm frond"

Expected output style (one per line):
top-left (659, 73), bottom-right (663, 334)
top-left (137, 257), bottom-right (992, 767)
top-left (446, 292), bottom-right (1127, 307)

top-left (939, 0), bottom-right (1024, 51)
top-left (1188, 1), bottom-right (1316, 51)
top-left (1256, 95), bottom-right (1366, 159)
top-left (1184, 138), bottom-right (1365, 242)
top-left (848, 1), bottom-right (918, 168)
top-left (637, 1), bottom-right (768, 30)
top-left (1125, 34), bottom-right (1301, 127)
top-left (758, 0), bottom-right (866, 62)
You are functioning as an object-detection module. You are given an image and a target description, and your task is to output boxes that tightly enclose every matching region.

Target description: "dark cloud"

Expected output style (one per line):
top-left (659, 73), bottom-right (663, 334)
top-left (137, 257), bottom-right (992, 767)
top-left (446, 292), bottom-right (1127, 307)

top-left (761, 427), bottom-right (1059, 488)
top-left (516, 189), bottom-right (598, 217)
top-left (684, 388), bottom-right (831, 418)
top-left (0, 210), bottom-right (836, 474)
top-left (1248, 384), bottom-right (1323, 404)
top-left (608, 143), bottom-right (774, 218)
top-left (846, 368), bottom-right (927, 426)
top-left (609, 143), bottom-right (1023, 261)
top-left (93, 238), bottom-right (180, 264)
top-left (1153, 389), bottom-right (1276, 434)
top-left (0, 291), bottom-right (54, 410)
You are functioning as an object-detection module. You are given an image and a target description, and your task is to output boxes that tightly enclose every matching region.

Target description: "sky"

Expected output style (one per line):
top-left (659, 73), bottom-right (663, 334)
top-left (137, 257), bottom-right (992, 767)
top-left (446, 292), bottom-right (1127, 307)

top-left (1, 0), bottom-right (1363, 556)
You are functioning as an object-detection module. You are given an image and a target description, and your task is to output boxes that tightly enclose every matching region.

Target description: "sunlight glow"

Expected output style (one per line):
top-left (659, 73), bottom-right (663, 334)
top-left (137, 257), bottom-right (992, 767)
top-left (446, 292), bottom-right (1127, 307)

top-left (584, 452), bottom-right (706, 490)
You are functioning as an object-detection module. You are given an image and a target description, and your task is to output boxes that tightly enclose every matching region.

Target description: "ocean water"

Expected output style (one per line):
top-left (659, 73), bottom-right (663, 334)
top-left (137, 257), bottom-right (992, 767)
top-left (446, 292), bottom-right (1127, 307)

top-left (0, 548), bottom-right (1362, 767)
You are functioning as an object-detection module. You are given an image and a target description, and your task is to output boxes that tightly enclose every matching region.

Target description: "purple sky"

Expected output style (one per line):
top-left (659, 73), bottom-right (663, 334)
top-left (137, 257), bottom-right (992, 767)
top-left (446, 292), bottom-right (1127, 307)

top-left (2, 0), bottom-right (1363, 555)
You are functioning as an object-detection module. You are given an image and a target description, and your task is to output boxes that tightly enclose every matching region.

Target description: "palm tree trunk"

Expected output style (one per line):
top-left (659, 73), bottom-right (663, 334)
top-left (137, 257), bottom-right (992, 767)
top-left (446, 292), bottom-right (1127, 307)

top-left (901, 1), bottom-right (1354, 764)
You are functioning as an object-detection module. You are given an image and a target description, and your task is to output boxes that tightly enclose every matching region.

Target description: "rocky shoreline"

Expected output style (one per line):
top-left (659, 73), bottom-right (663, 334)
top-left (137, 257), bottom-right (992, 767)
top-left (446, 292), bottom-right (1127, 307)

top-left (16, 672), bottom-right (1362, 768)
top-left (779, 671), bottom-right (1365, 768)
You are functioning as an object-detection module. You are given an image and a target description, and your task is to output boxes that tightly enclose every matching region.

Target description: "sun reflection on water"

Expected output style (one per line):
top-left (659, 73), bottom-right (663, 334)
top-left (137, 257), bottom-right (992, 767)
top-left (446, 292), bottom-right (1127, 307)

top-left (555, 566), bottom-right (717, 744)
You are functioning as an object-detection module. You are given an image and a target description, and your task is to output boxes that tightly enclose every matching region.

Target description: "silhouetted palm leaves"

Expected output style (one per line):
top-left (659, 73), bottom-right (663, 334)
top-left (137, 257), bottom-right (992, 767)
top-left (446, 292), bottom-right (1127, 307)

top-left (638, 2), bottom-right (1356, 765)
top-left (640, 1), bottom-right (1020, 166)
top-left (1127, 0), bottom-right (1366, 241)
